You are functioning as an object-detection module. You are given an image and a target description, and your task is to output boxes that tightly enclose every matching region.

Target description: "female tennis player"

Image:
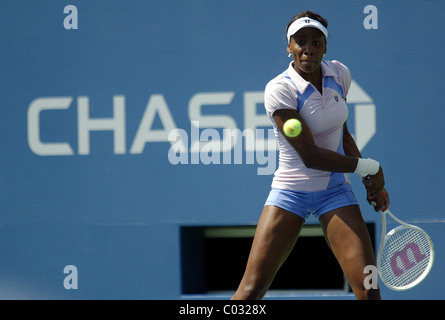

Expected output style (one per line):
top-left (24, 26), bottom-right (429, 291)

top-left (232, 11), bottom-right (389, 300)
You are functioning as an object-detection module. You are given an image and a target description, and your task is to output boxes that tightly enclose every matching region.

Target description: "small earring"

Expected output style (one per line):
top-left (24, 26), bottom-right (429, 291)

top-left (288, 53), bottom-right (292, 58)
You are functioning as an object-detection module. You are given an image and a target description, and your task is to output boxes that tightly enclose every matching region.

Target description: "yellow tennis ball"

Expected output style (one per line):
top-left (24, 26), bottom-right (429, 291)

top-left (283, 118), bottom-right (302, 137)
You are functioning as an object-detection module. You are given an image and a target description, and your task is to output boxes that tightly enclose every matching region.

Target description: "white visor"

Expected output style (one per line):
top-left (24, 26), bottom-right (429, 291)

top-left (287, 17), bottom-right (328, 43)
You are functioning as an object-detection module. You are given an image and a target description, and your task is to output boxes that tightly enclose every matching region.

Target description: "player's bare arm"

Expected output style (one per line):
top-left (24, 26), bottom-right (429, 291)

top-left (342, 122), bottom-right (389, 211)
top-left (273, 108), bottom-right (359, 173)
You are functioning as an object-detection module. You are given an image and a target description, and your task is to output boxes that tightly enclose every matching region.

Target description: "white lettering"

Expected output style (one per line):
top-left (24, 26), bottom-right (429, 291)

top-left (78, 96), bottom-right (126, 155)
top-left (348, 80), bottom-right (376, 151)
top-left (63, 265), bottom-right (78, 290)
top-left (130, 94), bottom-right (181, 154)
top-left (188, 92), bottom-right (237, 153)
top-left (168, 128), bottom-right (189, 164)
top-left (179, 304), bottom-right (213, 318)
top-left (167, 122), bottom-right (277, 175)
top-left (26, 86), bottom-right (376, 173)
top-left (363, 5), bottom-right (378, 30)
top-left (63, 5), bottom-right (78, 30)
top-left (363, 265), bottom-right (378, 289)
top-left (27, 97), bottom-right (74, 156)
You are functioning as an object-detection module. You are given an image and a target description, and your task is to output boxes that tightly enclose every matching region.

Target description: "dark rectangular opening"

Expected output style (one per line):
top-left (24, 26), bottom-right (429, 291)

top-left (181, 224), bottom-right (375, 295)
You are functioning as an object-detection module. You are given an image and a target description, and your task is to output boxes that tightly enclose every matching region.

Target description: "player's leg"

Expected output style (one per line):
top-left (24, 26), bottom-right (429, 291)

top-left (231, 205), bottom-right (305, 300)
top-left (319, 205), bottom-right (381, 300)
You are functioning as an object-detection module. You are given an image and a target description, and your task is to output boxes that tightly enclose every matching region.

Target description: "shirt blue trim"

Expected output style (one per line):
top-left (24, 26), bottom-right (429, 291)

top-left (323, 76), bottom-right (344, 98)
top-left (327, 127), bottom-right (346, 189)
top-left (296, 86), bottom-right (315, 113)
top-left (283, 71), bottom-right (315, 113)
top-left (283, 71), bottom-right (298, 90)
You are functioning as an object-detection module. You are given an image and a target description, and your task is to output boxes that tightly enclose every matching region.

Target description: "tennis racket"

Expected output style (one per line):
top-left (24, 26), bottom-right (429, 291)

top-left (376, 208), bottom-right (434, 291)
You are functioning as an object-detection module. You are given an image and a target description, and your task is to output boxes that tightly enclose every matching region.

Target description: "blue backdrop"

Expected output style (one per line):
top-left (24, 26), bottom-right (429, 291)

top-left (0, 0), bottom-right (444, 299)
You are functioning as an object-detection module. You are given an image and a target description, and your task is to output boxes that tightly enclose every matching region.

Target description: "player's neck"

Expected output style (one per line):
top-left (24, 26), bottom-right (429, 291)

top-left (298, 67), bottom-right (322, 94)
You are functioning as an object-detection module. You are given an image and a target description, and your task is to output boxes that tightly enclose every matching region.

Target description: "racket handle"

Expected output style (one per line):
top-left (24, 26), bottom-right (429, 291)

top-left (370, 192), bottom-right (390, 212)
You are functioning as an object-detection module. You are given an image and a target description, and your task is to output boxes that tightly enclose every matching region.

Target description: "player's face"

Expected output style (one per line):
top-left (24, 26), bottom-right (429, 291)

top-left (287, 27), bottom-right (326, 76)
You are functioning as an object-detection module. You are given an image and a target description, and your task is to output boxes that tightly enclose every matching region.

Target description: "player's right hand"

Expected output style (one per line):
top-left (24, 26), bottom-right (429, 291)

top-left (367, 188), bottom-right (390, 212)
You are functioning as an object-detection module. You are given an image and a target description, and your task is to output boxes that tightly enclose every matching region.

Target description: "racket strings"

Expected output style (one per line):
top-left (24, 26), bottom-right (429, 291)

top-left (379, 227), bottom-right (432, 289)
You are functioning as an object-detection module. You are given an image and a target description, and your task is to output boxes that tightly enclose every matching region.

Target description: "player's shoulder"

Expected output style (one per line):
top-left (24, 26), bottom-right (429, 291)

top-left (323, 60), bottom-right (351, 78)
top-left (264, 71), bottom-right (298, 112)
top-left (265, 72), bottom-right (295, 96)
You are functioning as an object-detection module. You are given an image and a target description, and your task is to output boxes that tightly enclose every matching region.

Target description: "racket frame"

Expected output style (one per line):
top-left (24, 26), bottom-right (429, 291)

top-left (377, 209), bottom-right (435, 291)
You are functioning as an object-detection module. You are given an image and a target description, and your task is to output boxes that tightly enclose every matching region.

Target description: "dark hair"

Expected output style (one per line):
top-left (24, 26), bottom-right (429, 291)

top-left (286, 10), bottom-right (328, 38)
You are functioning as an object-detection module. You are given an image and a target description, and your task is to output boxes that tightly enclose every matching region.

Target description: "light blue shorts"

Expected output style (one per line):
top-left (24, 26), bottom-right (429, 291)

top-left (264, 184), bottom-right (358, 220)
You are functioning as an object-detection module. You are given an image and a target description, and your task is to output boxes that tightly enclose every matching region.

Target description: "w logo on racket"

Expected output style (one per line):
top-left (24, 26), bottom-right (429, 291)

top-left (390, 242), bottom-right (427, 277)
